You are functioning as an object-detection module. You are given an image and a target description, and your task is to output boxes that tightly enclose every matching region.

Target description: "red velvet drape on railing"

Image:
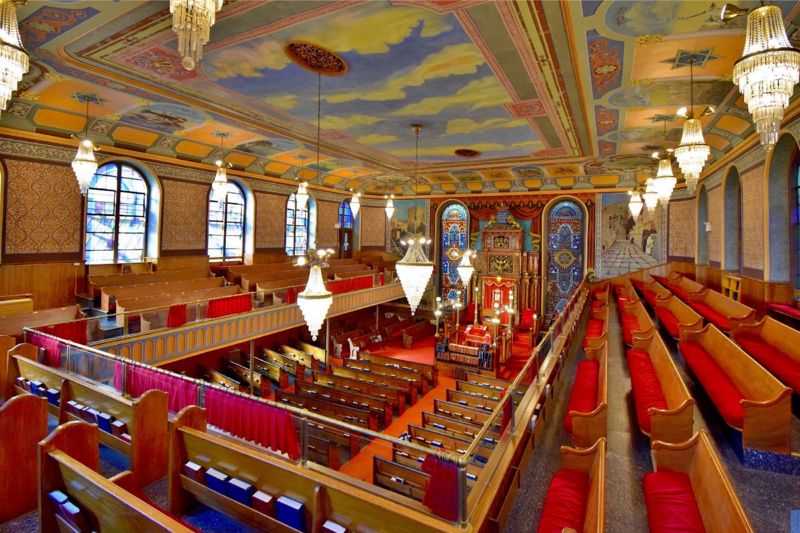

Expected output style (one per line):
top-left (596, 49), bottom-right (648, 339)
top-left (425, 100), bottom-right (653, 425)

top-left (204, 388), bottom-right (301, 460)
top-left (422, 455), bottom-right (459, 521)
top-left (327, 275), bottom-right (374, 295)
top-left (113, 361), bottom-right (125, 394)
top-left (30, 322), bottom-right (88, 367)
top-left (206, 294), bottom-right (252, 319)
top-left (167, 304), bottom-right (187, 327)
top-left (28, 331), bottom-right (62, 367)
top-left (126, 365), bottom-right (198, 413)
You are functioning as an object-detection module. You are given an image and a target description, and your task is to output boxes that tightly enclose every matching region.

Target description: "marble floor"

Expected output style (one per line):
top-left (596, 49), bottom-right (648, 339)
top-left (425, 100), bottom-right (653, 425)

top-left (601, 240), bottom-right (659, 278)
top-left (504, 296), bottom-right (800, 533)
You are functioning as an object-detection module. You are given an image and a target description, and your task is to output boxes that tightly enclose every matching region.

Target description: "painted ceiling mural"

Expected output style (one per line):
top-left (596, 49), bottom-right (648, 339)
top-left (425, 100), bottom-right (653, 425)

top-left (2, 1), bottom-right (799, 196)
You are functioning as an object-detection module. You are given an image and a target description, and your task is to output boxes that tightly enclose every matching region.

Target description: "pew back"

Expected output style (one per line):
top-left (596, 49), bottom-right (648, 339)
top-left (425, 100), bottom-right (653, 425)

top-left (101, 276), bottom-right (223, 312)
top-left (559, 438), bottom-right (606, 533)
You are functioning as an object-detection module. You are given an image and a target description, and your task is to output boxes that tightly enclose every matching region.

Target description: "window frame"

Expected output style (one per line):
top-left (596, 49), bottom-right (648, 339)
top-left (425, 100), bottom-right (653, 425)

top-left (84, 162), bottom-right (149, 265)
top-left (338, 200), bottom-right (354, 229)
top-left (208, 182), bottom-right (246, 263)
top-left (286, 193), bottom-right (313, 256)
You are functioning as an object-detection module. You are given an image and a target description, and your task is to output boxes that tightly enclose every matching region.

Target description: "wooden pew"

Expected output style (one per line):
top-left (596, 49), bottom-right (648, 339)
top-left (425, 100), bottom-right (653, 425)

top-left (312, 371), bottom-right (406, 415)
top-left (283, 344), bottom-right (323, 371)
top-left (100, 276), bottom-right (224, 312)
top-left (685, 287), bottom-right (756, 332)
top-left (679, 325), bottom-right (792, 452)
top-left (628, 331), bottom-right (695, 443)
top-left (382, 317), bottom-right (416, 342)
top-left (0, 394), bottom-right (48, 522)
top-left (567, 342), bottom-right (608, 448)
top-left (334, 269), bottom-right (378, 279)
top-left (0, 295), bottom-right (33, 317)
top-left (298, 342), bottom-right (327, 366)
top-left (203, 366), bottom-right (247, 392)
top-left (731, 316), bottom-right (800, 393)
top-left (251, 355), bottom-right (291, 389)
top-left (401, 320), bottom-right (436, 349)
top-left (446, 389), bottom-right (499, 412)
top-left (332, 363), bottom-right (417, 405)
top-left (434, 399), bottom-right (497, 426)
top-left (647, 430), bottom-right (753, 532)
top-left (41, 421), bottom-right (192, 532)
top-left (421, 411), bottom-right (500, 443)
top-left (537, 438), bottom-right (606, 533)
top-left (668, 273), bottom-right (706, 297)
top-left (373, 456), bottom-right (428, 501)
top-left (222, 359), bottom-right (271, 398)
top-left (389, 446), bottom-right (482, 489)
top-left (360, 352), bottom-right (437, 387)
top-left (652, 293), bottom-right (704, 340)
top-left (455, 380), bottom-right (504, 400)
top-left (8, 349), bottom-right (169, 486)
top-left (169, 406), bottom-right (451, 532)
top-left (407, 424), bottom-right (493, 464)
top-left (0, 304), bottom-right (84, 341)
top-left (255, 276), bottom-right (308, 304)
top-left (263, 348), bottom-right (308, 381)
top-left (241, 268), bottom-right (307, 291)
top-left (584, 305), bottom-right (609, 350)
top-left (275, 389), bottom-right (377, 432)
top-left (620, 298), bottom-right (655, 346)
top-left (345, 358), bottom-right (424, 397)
top-left (118, 285), bottom-right (240, 327)
top-left (88, 268), bottom-right (211, 298)
top-left (295, 379), bottom-right (392, 428)
top-left (640, 279), bottom-right (673, 307)
top-left (226, 262), bottom-right (296, 284)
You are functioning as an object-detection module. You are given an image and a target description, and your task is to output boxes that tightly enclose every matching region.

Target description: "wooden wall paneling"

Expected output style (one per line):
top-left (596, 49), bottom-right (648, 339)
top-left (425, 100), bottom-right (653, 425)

top-left (0, 262), bottom-right (77, 309)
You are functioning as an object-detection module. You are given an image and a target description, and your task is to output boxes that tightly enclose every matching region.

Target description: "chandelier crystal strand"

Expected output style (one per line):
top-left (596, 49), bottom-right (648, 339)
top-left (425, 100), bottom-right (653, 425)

top-left (296, 264), bottom-right (332, 341)
top-left (642, 178), bottom-right (659, 215)
top-left (211, 133), bottom-right (228, 200)
top-left (350, 190), bottom-right (361, 219)
top-left (655, 157), bottom-right (677, 204)
top-left (72, 99), bottom-right (98, 195)
top-left (385, 194), bottom-right (395, 219)
top-left (628, 191), bottom-right (643, 219)
top-left (456, 249), bottom-right (475, 287)
top-left (0, 0), bottom-right (27, 111)
top-left (733, 5), bottom-right (800, 151)
top-left (170, 0), bottom-right (223, 71)
top-left (675, 59), bottom-right (710, 193)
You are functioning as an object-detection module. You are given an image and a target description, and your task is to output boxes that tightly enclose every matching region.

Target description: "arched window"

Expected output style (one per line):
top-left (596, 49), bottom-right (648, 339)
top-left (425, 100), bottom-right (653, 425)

top-left (286, 194), bottom-right (316, 256)
top-left (439, 202), bottom-right (469, 300)
top-left (544, 199), bottom-right (585, 321)
top-left (85, 162), bottom-right (149, 264)
top-left (697, 185), bottom-right (709, 265)
top-left (338, 200), bottom-right (353, 229)
top-left (770, 134), bottom-right (800, 283)
top-left (208, 182), bottom-right (245, 261)
top-left (723, 168), bottom-right (742, 272)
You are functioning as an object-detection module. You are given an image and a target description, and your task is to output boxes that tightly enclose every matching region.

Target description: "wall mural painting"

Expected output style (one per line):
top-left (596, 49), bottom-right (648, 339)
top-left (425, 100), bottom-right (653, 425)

top-left (386, 199), bottom-right (429, 256)
top-left (598, 193), bottom-right (662, 278)
top-left (439, 203), bottom-right (469, 301)
top-left (545, 200), bottom-right (585, 321)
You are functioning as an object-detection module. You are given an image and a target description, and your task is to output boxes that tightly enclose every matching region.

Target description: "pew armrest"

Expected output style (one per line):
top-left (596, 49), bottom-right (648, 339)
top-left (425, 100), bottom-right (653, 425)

top-left (648, 399), bottom-right (695, 444)
top-left (741, 388), bottom-right (792, 453)
top-left (729, 316), bottom-right (766, 338)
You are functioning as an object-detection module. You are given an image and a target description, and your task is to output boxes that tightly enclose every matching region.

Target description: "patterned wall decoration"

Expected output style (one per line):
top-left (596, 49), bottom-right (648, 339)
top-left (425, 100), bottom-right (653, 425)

top-left (360, 207), bottom-right (386, 248)
top-left (386, 199), bottom-right (429, 256)
top-left (439, 203), bottom-right (469, 300)
top-left (255, 192), bottom-right (287, 249)
top-left (20, 6), bottom-right (99, 47)
top-left (3, 159), bottom-right (82, 257)
top-left (741, 165), bottom-right (764, 274)
top-left (707, 185), bottom-right (722, 265)
top-left (160, 179), bottom-right (209, 251)
top-left (597, 193), bottom-right (663, 278)
top-left (317, 201), bottom-right (339, 248)
top-left (668, 199), bottom-right (695, 260)
top-left (545, 200), bottom-right (585, 321)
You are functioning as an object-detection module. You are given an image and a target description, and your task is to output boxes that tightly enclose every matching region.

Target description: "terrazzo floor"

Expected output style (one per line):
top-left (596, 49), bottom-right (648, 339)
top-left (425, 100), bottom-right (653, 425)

top-left (503, 296), bottom-right (800, 533)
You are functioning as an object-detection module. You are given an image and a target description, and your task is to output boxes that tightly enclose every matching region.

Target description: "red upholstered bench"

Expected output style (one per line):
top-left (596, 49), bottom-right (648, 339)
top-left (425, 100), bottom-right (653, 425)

top-left (631, 279), bottom-right (645, 292)
top-left (564, 360), bottom-right (599, 434)
top-left (654, 307), bottom-right (680, 339)
top-left (679, 341), bottom-right (744, 428)
top-left (621, 313), bottom-right (639, 346)
top-left (643, 470), bottom-right (705, 533)
top-left (734, 333), bottom-right (800, 393)
top-left (766, 302), bottom-right (800, 321)
top-left (688, 301), bottom-right (730, 331)
top-left (583, 319), bottom-right (605, 348)
top-left (537, 469), bottom-right (589, 533)
top-left (627, 349), bottom-right (668, 434)
top-left (591, 299), bottom-right (605, 310)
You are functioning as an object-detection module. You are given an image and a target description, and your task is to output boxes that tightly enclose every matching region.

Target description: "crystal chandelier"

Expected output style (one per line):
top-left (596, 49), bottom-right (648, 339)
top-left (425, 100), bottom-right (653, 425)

top-left (628, 190), bottom-right (643, 219)
top-left (385, 194), bottom-right (395, 219)
top-left (349, 190), bottom-right (361, 219)
top-left (642, 178), bottom-right (659, 215)
top-left (211, 132), bottom-right (230, 201)
top-left (396, 124), bottom-right (433, 315)
top-left (674, 59), bottom-right (710, 194)
top-left (654, 154), bottom-right (677, 205)
top-left (0, 0), bottom-right (27, 111)
top-left (295, 180), bottom-right (309, 210)
top-left (170, 0), bottom-right (223, 71)
top-left (296, 248), bottom-right (335, 341)
top-left (456, 250), bottom-right (474, 288)
top-left (71, 99), bottom-right (98, 195)
top-left (729, 4), bottom-right (800, 151)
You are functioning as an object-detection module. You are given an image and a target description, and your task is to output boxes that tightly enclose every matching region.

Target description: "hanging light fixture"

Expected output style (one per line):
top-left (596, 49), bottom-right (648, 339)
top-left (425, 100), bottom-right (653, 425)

top-left (385, 193), bottom-right (395, 219)
top-left (456, 249), bottom-right (475, 288)
top-left (349, 189), bottom-right (361, 219)
top-left (628, 190), bottom-right (644, 219)
top-left (296, 248), bottom-right (335, 341)
top-left (725, 3), bottom-right (800, 151)
top-left (642, 178), bottom-right (659, 215)
top-left (0, 0), bottom-right (28, 112)
top-left (170, 0), bottom-right (223, 71)
top-left (652, 144), bottom-right (677, 205)
top-left (674, 58), bottom-right (710, 195)
top-left (211, 131), bottom-right (230, 201)
top-left (71, 98), bottom-right (98, 195)
top-left (396, 124), bottom-right (433, 316)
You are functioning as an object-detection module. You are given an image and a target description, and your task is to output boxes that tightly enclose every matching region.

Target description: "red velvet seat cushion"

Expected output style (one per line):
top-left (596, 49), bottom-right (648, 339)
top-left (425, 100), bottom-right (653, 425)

top-left (669, 284), bottom-right (690, 301)
top-left (644, 290), bottom-right (658, 307)
top-left (654, 307), bottom-right (680, 339)
top-left (735, 333), bottom-right (800, 392)
top-left (767, 302), bottom-right (800, 321)
top-left (627, 349), bottom-right (668, 433)
top-left (591, 287), bottom-right (606, 298)
top-left (564, 360), bottom-right (599, 434)
top-left (621, 313), bottom-right (639, 345)
top-left (688, 301), bottom-right (730, 331)
top-left (591, 299), bottom-right (605, 309)
top-left (643, 470), bottom-right (706, 533)
top-left (583, 319), bottom-right (605, 347)
top-left (537, 468), bottom-right (590, 533)
top-left (679, 341), bottom-right (745, 428)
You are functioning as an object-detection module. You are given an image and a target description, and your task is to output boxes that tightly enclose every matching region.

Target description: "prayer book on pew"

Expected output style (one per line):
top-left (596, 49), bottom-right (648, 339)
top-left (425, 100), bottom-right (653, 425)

top-left (48, 490), bottom-right (68, 506)
top-left (432, 423), bottom-right (446, 430)
top-left (120, 433), bottom-right (132, 443)
top-left (65, 400), bottom-right (81, 416)
top-left (111, 420), bottom-right (127, 437)
top-left (15, 377), bottom-right (27, 389)
top-left (84, 408), bottom-right (101, 425)
top-left (205, 468), bottom-right (229, 495)
top-left (276, 495), bottom-right (306, 532)
top-left (252, 490), bottom-right (274, 515)
top-left (46, 388), bottom-right (60, 407)
top-left (28, 380), bottom-right (43, 395)
top-left (226, 477), bottom-right (255, 505)
top-left (183, 461), bottom-right (204, 483)
top-left (96, 412), bottom-right (113, 433)
top-left (59, 501), bottom-right (89, 533)
top-left (322, 520), bottom-right (348, 533)
top-left (466, 472), bottom-right (477, 481)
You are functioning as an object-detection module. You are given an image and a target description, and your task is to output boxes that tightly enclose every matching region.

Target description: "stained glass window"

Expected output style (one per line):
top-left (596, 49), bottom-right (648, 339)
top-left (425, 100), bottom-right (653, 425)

top-left (793, 169), bottom-right (800, 289)
top-left (208, 182), bottom-right (245, 262)
top-left (439, 202), bottom-right (469, 301)
top-left (85, 162), bottom-right (148, 265)
top-left (286, 194), bottom-right (315, 256)
top-left (338, 200), bottom-right (353, 229)
top-left (545, 200), bottom-right (584, 321)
